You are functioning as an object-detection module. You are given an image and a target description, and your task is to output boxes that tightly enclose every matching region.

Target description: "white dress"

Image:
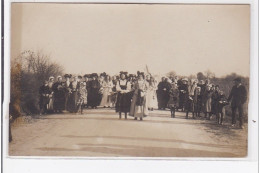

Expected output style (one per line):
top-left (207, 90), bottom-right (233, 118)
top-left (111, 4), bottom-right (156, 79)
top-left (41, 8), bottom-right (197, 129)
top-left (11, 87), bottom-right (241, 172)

top-left (146, 82), bottom-right (158, 109)
top-left (100, 81), bottom-right (113, 107)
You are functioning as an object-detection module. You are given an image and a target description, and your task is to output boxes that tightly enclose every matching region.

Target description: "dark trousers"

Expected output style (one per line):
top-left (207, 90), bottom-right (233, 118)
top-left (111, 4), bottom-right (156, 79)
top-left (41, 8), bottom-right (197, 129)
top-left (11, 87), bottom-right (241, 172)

top-left (217, 112), bottom-right (224, 124)
top-left (231, 105), bottom-right (243, 126)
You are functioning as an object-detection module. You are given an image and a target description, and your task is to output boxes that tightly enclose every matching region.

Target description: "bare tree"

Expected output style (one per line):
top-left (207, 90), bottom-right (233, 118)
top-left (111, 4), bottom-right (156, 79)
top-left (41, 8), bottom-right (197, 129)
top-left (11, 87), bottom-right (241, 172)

top-left (10, 50), bottom-right (64, 116)
top-left (204, 69), bottom-right (215, 79)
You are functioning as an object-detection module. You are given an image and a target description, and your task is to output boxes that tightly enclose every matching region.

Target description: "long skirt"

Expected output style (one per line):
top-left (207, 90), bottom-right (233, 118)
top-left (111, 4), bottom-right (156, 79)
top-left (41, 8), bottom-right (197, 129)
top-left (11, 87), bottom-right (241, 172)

top-left (64, 92), bottom-right (70, 110)
top-left (53, 92), bottom-right (65, 111)
top-left (204, 98), bottom-right (212, 113)
top-left (185, 97), bottom-right (194, 112)
top-left (47, 97), bottom-right (54, 111)
top-left (115, 92), bottom-right (132, 113)
top-left (179, 93), bottom-right (187, 109)
top-left (157, 90), bottom-right (169, 109)
top-left (100, 89), bottom-right (112, 107)
top-left (88, 88), bottom-right (100, 107)
top-left (146, 90), bottom-right (158, 109)
top-left (167, 97), bottom-right (179, 108)
top-left (129, 90), bottom-right (149, 118)
top-left (67, 91), bottom-right (78, 112)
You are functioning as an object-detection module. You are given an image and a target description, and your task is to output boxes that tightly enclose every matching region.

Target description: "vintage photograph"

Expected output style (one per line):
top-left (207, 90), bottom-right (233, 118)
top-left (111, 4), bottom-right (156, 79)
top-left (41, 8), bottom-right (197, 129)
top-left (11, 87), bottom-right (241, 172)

top-left (9, 3), bottom-right (249, 157)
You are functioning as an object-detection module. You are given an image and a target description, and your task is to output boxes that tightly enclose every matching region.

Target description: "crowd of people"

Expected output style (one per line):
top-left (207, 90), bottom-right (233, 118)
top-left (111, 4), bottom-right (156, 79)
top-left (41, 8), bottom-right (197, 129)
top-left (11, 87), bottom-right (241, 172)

top-left (39, 71), bottom-right (247, 128)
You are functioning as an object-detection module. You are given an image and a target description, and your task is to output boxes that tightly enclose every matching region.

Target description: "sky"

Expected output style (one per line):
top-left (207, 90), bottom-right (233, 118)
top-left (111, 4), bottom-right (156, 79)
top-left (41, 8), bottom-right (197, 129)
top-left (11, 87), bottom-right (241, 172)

top-left (11, 3), bottom-right (250, 77)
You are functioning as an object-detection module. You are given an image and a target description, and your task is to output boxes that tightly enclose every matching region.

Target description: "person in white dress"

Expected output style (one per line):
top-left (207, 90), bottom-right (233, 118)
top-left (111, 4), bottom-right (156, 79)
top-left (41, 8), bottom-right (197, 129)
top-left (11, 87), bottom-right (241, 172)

top-left (100, 75), bottom-right (113, 107)
top-left (146, 77), bottom-right (158, 111)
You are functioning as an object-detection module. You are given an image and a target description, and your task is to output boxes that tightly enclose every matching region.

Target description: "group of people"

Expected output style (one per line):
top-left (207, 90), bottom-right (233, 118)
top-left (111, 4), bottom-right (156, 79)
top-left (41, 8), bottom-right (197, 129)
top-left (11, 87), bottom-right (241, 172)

top-left (156, 76), bottom-right (247, 129)
top-left (39, 71), bottom-right (247, 128)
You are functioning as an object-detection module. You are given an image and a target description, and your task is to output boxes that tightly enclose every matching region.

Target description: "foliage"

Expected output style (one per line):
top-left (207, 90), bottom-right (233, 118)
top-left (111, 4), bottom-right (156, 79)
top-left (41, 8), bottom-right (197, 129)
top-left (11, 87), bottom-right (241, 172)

top-left (10, 50), bottom-right (64, 118)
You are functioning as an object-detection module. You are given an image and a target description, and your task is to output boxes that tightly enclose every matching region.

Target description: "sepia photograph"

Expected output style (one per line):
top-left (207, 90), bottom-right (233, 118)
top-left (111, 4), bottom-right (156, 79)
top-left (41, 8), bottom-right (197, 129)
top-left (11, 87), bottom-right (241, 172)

top-left (8, 3), bottom-right (250, 158)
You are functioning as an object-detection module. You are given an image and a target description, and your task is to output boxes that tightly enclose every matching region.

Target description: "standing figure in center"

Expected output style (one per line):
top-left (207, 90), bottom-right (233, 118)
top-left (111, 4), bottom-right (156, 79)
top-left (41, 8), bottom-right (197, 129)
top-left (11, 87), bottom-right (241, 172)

top-left (115, 72), bottom-right (132, 119)
top-left (130, 71), bottom-right (149, 121)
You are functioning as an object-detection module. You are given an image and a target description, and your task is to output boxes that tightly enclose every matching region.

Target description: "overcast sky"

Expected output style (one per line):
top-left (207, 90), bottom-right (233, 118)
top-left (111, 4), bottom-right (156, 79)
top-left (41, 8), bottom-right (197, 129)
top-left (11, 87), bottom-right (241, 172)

top-left (11, 3), bottom-right (250, 77)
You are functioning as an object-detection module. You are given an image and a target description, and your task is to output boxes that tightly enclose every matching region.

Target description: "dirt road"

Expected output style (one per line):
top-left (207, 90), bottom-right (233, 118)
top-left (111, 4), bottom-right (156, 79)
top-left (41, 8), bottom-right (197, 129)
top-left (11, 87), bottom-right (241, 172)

top-left (9, 108), bottom-right (247, 157)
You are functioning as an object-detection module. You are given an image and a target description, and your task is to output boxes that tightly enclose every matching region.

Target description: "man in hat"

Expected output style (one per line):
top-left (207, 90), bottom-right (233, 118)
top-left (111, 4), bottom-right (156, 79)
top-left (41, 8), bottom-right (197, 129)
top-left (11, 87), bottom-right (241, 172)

top-left (227, 77), bottom-right (247, 129)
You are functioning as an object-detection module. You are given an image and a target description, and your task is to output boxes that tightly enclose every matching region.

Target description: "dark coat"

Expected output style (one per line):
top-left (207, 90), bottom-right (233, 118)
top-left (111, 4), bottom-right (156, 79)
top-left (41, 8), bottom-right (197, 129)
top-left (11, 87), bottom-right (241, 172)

top-left (88, 79), bottom-right (101, 107)
top-left (39, 84), bottom-right (51, 106)
top-left (157, 81), bottom-right (171, 108)
top-left (228, 84), bottom-right (247, 107)
top-left (202, 90), bottom-right (213, 112)
top-left (52, 81), bottom-right (65, 110)
top-left (216, 94), bottom-right (229, 113)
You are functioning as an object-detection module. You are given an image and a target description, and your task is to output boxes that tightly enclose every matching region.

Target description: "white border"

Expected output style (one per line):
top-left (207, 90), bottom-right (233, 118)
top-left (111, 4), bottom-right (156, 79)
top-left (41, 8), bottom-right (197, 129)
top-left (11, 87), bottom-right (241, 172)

top-left (2, 0), bottom-right (259, 173)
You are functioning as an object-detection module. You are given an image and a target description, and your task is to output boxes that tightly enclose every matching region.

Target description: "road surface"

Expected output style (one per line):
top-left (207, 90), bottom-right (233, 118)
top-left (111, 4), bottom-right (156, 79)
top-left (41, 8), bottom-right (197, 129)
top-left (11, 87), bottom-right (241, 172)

top-left (9, 108), bottom-right (247, 157)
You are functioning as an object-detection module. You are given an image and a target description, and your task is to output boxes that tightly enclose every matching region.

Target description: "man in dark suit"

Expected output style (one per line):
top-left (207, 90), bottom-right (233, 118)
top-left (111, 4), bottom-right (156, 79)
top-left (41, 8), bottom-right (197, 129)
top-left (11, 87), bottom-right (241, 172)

top-left (227, 77), bottom-right (247, 129)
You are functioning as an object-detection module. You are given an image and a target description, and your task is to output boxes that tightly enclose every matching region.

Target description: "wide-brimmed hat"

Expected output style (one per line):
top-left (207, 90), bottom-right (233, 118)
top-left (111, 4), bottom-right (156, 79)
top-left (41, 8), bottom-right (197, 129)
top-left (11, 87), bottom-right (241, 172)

top-left (91, 73), bottom-right (98, 78)
top-left (84, 74), bottom-right (91, 78)
top-left (182, 78), bottom-right (188, 82)
top-left (100, 72), bottom-right (107, 77)
top-left (119, 71), bottom-right (128, 78)
top-left (137, 71), bottom-right (144, 77)
top-left (64, 74), bottom-right (72, 78)
top-left (49, 76), bottom-right (54, 80)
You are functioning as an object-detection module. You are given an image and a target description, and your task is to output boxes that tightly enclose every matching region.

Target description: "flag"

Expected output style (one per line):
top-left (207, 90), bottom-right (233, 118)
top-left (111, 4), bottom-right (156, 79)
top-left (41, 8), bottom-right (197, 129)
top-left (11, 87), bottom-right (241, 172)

top-left (145, 64), bottom-right (151, 76)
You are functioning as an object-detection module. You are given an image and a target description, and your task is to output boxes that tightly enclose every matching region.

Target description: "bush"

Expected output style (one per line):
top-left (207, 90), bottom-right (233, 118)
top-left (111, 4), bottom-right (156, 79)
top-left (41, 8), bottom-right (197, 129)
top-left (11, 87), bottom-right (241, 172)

top-left (10, 50), bottom-right (64, 118)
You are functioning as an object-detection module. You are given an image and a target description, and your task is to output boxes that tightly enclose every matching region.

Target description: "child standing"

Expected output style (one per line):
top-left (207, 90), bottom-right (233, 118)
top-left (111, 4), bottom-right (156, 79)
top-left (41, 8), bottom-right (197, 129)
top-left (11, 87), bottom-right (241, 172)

top-left (168, 83), bottom-right (179, 118)
top-left (216, 91), bottom-right (229, 125)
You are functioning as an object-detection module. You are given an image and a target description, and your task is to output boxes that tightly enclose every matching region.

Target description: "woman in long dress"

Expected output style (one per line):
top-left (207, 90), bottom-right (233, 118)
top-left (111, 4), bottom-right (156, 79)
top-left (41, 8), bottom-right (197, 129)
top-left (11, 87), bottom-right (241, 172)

top-left (67, 76), bottom-right (80, 113)
top-left (52, 76), bottom-right (65, 113)
top-left (47, 76), bottom-right (55, 113)
top-left (88, 73), bottom-right (101, 109)
top-left (146, 77), bottom-right (158, 111)
top-left (100, 75), bottom-right (113, 107)
top-left (110, 76), bottom-right (118, 107)
top-left (115, 72), bottom-right (132, 119)
top-left (202, 84), bottom-right (213, 120)
top-left (64, 74), bottom-right (72, 111)
top-left (129, 72), bottom-right (149, 121)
